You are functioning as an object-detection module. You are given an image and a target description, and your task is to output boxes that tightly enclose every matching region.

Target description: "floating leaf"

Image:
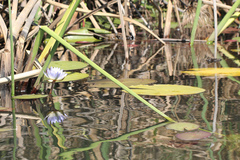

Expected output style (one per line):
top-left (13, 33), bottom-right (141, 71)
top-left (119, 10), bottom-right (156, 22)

top-left (127, 84), bottom-right (205, 96)
top-left (87, 28), bottom-right (111, 34)
top-left (66, 28), bottom-right (89, 34)
top-left (182, 68), bottom-right (240, 76)
top-left (13, 94), bottom-right (48, 99)
top-left (176, 131), bottom-right (212, 141)
top-left (88, 78), bottom-right (156, 88)
top-left (64, 35), bottom-right (101, 43)
top-left (49, 61), bottom-right (88, 71)
top-left (44, 72), bottom-right (89, 83)
top-left (64, 28), bottom-right (105, 43)
top-left (166, 122), bottom-right (199, 131)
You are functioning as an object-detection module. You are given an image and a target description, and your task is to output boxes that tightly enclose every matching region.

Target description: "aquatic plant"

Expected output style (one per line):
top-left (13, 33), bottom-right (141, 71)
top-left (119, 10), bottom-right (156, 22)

top-left (44, 67), bottom-right (67, 95)
top-left (44, 67), bottom-right (67, 82)
top-left (39, 26), bottom-right (175, 122)
top-left (176, 131), bottom-right (212, 141)
top-left (45, 110), bottom-right (68, 124)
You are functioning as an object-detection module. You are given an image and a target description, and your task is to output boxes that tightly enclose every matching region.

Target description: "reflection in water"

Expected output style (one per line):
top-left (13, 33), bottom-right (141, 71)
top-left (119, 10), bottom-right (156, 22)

top-left (45, 110), bottom-right (68, 124)
top-left (0, 42), bottom-right (240, 159)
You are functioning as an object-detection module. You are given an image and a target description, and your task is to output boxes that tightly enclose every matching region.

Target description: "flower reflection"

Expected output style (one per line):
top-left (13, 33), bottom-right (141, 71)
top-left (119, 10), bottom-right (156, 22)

top-left (45, 110), bottom-right (67, 124)
top-left (44, 67), bottom-right (67, 82)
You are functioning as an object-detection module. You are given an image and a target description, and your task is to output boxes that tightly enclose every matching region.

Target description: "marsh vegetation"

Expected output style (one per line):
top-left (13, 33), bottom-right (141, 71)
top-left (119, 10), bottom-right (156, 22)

top-left (0, 0), bottom-right (240, 159)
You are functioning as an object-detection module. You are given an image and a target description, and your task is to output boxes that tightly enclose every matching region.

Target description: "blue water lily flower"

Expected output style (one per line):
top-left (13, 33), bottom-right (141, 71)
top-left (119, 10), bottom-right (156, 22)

top-left (44, 67), bottom-right (67, 82)
top-left (45, 110), bottom-right (67, 124)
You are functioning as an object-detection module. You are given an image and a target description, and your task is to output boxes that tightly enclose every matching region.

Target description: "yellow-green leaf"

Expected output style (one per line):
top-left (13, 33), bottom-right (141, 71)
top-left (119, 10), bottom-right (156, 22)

top-left (182, 68), bottom-right (240, 76)
top-left (49, 61), bottom-right (88, 71)
top-left (166, 122), bottom-right (199, 131)
top-left (64, 35), bottom-right (101, 43)
top-left (66, 28), bottom-right (89, 34)
top-left (45, 72), bottom-right (89, 83)
top-left (88, 78), bottom-right (156, 88)
top-left (87, 28), bottom-right (111, 34)
top-left (13, 94), bottom-right (48, 99)
top-left (126, 84), bottom-right (205, 96)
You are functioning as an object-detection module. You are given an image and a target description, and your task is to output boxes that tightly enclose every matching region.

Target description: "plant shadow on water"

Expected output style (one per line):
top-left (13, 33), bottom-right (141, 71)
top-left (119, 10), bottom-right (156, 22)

top-left (1, 41), bottom-right (240, 159)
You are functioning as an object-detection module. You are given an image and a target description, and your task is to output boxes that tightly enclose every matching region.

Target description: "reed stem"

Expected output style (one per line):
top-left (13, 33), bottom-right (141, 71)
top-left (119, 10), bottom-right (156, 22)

top-left (8, 0), bottom-right (15, 97)
top-left (190, 0), bottom-right (202, 46)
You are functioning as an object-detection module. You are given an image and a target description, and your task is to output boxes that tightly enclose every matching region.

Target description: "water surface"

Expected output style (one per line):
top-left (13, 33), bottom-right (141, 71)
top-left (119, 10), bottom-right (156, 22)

top-left (0, 41), bottom-right (240, 159)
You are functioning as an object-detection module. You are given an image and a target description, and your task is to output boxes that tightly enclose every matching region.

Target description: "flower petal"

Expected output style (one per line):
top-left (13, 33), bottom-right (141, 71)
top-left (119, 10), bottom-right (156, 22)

top-left (44, 67), bottom-right (67, 81)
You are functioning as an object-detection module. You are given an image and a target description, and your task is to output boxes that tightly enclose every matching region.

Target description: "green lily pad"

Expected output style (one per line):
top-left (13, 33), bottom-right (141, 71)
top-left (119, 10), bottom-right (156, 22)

top-left (127, 84), bottom-right (205, 96)
top-left (13, 94), bottom-right (48, 99)
top-left (49, 61), bottom-right (88, 71)
top-left (44, 72), bottom-right (89, 83)
top-left (88, 78), bottom-right (156, 88)
top-left (182, 68), bottom-right (240, 76)
top-left (176, 131), bottom-right (212, 141)
top-left (166, 122), bottom-right (199, 131)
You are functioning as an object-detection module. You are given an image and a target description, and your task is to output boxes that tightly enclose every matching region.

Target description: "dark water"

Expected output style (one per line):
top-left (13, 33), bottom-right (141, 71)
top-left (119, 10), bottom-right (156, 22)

top-left (0, 41), bottom-right (240, 159)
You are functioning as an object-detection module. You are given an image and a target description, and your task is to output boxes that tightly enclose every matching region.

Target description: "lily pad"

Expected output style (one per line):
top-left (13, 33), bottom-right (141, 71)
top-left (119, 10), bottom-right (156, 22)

top-left (49, 61), bottom-right (88, 71)
top-left (13, 94), bottom-right (48, 99)
top-left (88, 78), bottom-right (156, 88)
top-left (46, 72), bottom-right (89, 83)
top-left (127, 84), bottom-right (205, 96)
top-left (166, 122), bottom-right (199, 131)
top-left (176, 131), bottom-right (212, 141)
top-left (182, 68), bottom-right (240, 76)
